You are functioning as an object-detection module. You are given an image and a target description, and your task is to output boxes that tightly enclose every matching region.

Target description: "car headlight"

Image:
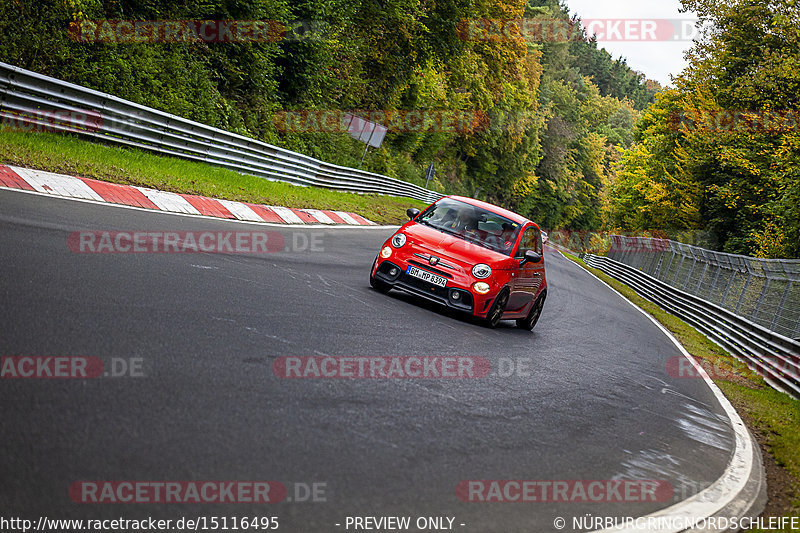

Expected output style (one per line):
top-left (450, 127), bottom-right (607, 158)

top-left (472, 263), bottom-right (492, 279)
top-left (391, 233), bottom-right (407, 248)
top-left (380, 246), bottom-right (392, 259)
top-left (473, 282), bottom-right (491, 294)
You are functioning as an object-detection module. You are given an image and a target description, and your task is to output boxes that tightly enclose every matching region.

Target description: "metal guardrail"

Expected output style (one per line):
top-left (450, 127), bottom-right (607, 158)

top-left (0, 62), bottom-right (444, 204)
top-left (607, 235), bottom-right (800, 340)
top-left (581, 253), bottom-right (800, 398)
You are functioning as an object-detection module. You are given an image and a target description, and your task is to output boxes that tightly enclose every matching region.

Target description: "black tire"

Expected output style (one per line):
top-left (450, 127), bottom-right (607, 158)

top-left (517, 293), bottom-right (546, 331)
top-left (370, 256), bottom-right (391, 293)
top-left (484, 289), bottom-right (510, 328)
top-left (370, 274), bottom-right (391, 294)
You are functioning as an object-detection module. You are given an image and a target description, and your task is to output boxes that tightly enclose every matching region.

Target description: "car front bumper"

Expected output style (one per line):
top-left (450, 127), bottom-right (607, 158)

top-left (373, 259), bottom-right (500, 317)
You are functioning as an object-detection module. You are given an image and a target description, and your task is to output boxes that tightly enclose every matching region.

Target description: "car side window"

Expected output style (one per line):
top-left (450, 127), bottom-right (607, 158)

top-left (515, 228), bottom-right (534, 258)
top-left (515, 227), bottom-right (543, 258)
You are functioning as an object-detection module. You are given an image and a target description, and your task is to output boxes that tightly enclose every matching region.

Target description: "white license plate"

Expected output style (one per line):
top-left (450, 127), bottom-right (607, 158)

top-left (407, 265), bottom-right (447, 288)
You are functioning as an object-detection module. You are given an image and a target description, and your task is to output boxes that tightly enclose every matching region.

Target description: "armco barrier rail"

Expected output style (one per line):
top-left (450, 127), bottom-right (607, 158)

top-left (0, 62), bottom-right (443, 204)
top-left (607, 235), bottom-right (800, 340)
top-left (581, 253), bottom-right (800, 398)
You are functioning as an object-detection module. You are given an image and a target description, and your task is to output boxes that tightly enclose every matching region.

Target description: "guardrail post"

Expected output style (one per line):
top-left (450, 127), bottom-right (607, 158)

top-left (644, 246), bottom-right (660, 275)
top-left (752, 278), bottom-right (771, 322)
top-left (638, 240), bottom-right (650, 271)
top-left (721, 269), bottom-right (738, 308)
top-left (652, 251), bottom-right (665, 278)
top-left (683, 257), bottom-right (698, 291)
top-left (204, 129), bottom-right (215, 162)
top-left (672, 254), bottom-right (686, 285)
top-left (771, 281), bottom-right (792, 331)
top-left (660, 250), bottom-right (676, 281)
top-left (794, 311), bottom-right (800, 340)
top-left (695, 262), bottom-right (709, 295)
top-left (708, 264), bottom-right (722, 301)
top-left (735, 273), bottom-right (753, 314)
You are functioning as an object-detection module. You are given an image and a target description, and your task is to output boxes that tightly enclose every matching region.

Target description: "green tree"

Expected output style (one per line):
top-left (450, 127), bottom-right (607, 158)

top-left (613, 0), bottom-right (800, 257)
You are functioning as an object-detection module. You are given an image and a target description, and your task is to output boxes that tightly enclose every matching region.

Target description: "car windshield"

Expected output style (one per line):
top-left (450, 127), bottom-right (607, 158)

top-left (417, 198), bottom-right (522, 255)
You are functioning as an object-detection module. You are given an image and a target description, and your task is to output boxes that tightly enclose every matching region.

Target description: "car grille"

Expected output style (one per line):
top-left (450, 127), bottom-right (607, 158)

top-left (407, 260), bottom-right (453, 279)
top-left (412, 253), bottom-right (458, 271)
top-left (401, 271), bottom-right (450, 297)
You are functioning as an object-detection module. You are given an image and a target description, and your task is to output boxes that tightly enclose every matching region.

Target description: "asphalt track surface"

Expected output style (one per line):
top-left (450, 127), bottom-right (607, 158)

top-left (0, 189), bottom-right (738, 532)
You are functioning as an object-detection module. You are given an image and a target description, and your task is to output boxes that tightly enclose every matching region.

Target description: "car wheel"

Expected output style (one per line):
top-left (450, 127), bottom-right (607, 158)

top-left (485, 288), bottom-right (509, 328)
top-left (517, 293), bottom-right (546, 330)
top-left (370, 274), bottom-right (391, 294)
top-left (370, 257), bottom-right (392, 293)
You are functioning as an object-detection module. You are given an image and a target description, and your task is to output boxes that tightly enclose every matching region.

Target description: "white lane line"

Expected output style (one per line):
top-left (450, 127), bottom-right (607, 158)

top-left (335, 211), bottom-right (360, 225)
top-left (561, 252), bottom-right (759, 533)
top-left (302, 209), bottom-right (335, 224)
top-left (269, 206), bottom-right (305, 224)
top-left (215, 199), bottom-right (264, 222)
top-left (10, 166), bottom-right (105, 202)
top-left (134, 187), bottom-right (201, 215)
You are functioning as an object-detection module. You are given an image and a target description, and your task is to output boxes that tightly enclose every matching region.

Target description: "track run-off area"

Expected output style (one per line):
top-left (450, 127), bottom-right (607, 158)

top-left (0, 188), bottom-right (762, 532)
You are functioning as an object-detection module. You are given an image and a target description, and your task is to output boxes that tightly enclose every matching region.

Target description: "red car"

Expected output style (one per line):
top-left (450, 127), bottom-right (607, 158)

top-left (370, 196), bottom-right (547, 329)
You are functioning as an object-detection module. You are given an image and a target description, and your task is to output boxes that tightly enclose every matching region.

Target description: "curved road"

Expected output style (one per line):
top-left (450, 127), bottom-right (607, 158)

top-left (0, 189), bottom-right (738, 532)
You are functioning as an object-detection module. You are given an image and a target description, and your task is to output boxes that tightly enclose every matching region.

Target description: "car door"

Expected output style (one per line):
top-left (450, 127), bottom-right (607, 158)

top-left (506, 226), bottom-right (544, 314)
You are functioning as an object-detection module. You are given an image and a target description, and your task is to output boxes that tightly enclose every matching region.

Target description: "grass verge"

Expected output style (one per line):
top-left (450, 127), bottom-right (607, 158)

top-left (561, 251), bottom-right (800, 530)
top-left (0, 128), bottom-right (429, 225)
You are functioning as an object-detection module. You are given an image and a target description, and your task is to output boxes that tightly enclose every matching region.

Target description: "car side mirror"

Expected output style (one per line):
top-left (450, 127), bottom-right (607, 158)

top-left (520, 250), bottom-right (541, 266)
top-left (407, 208), bottom-right (420, 220)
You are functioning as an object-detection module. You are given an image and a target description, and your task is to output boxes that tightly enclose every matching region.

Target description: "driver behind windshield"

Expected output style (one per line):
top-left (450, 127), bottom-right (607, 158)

top-left (451, 208), bottom-right (477, 232)
top-left (420, 200), bottom-right (520, 255)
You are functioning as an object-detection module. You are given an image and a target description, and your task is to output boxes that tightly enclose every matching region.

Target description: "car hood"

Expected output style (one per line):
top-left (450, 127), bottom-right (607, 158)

top-left (403, 222), bottom-right (513, 268)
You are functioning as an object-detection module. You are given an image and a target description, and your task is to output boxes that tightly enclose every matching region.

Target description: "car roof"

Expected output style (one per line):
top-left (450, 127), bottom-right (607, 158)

top-left (444, 195), bottom-right (532, 226)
